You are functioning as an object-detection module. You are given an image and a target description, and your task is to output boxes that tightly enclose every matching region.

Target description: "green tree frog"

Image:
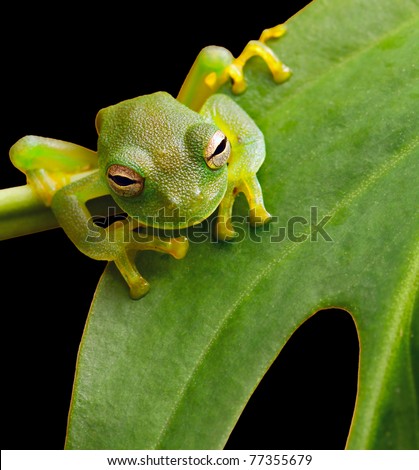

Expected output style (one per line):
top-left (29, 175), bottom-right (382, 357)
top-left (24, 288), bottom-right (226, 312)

top-left (8, 25), bottom-right (291, 299)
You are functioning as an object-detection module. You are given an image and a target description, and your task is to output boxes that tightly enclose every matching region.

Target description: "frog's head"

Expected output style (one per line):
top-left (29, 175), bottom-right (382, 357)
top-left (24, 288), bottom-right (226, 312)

top-left (96, 92), bottom-right (229, 229)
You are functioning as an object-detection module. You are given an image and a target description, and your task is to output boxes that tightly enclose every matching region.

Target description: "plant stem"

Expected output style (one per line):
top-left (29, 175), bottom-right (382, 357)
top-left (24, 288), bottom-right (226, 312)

top-left (0, 184), bottom-right (118, 241)
top-left (0, 185), bottom-right (59, 240)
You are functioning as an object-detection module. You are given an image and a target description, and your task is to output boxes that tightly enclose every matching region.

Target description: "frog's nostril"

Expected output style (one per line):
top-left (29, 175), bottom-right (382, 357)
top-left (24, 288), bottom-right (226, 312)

top-left (194, 188), bottom-right (203, 200)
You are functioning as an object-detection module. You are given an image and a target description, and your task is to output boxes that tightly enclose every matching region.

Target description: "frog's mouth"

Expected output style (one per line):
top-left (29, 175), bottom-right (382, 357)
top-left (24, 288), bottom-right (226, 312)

top-left (143, 199), bottom-right (214, 230)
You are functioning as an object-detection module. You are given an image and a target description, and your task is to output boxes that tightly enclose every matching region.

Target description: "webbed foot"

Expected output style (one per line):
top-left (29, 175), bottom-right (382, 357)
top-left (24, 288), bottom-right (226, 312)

top-left (112, 222), bottom-right (190, 299)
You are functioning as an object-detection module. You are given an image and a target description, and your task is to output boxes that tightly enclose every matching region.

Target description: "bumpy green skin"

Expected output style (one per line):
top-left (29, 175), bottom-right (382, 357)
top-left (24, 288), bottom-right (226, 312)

top-left (8, 37), bottom-right (284, 298)
top-left (96, 92), bottom-right (227, 229)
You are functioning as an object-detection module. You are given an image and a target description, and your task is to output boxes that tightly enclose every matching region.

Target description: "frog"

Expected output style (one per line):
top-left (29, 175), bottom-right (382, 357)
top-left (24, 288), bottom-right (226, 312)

top-left (8, 24), bottom-right (291, 299)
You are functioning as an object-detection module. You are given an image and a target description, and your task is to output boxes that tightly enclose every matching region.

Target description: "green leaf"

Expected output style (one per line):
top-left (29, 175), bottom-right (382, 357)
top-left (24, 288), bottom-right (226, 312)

top-left (65, 0), bottom-right (419, 449)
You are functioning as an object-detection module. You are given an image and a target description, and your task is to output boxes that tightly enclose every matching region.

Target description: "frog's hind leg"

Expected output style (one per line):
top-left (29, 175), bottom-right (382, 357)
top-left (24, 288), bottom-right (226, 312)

top-left (215, 175), bottom-right (272, 241)
top-left (228, 24), bottom-right (291, 94)
top-left (215, 180), bottom-right (240, 240)
top-left (9, 135), bottom-right (98, 206)
top-left (177, 23), bottom-right (291, 112)
top-left (240, 175), bottom-right (272, 226)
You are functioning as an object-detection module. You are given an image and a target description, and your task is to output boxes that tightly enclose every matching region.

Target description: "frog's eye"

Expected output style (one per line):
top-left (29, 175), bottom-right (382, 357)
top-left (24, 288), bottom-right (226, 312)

top-left (204, 130), bottom-right (231, 169)
top-left (107, 164), bottom-right (145, 197)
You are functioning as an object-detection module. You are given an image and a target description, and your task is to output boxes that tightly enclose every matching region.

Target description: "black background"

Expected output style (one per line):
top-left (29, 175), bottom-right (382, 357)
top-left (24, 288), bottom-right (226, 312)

top-left (2, 1), bottom-right (359, 450)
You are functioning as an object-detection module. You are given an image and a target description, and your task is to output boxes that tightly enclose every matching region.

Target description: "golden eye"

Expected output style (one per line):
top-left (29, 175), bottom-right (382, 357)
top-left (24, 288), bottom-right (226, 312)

top-left (107, 164), bottom-right (145, 197)
top-left (204, 130), bottom-right (231, 169)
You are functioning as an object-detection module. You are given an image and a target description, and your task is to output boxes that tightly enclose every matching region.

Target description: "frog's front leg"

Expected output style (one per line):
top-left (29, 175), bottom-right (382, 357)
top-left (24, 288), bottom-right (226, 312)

top-left (10, 135), bottom-right (98, 205)
top-left (52, 176), bottom-right (189, 299)
top-left (200, 94), bottom-right (271, 240)
top-left (112, 223), bottom-right (189, 299)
